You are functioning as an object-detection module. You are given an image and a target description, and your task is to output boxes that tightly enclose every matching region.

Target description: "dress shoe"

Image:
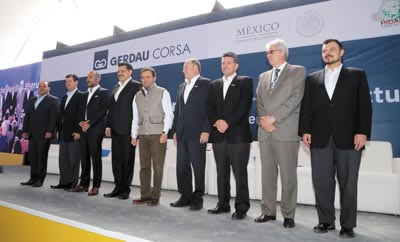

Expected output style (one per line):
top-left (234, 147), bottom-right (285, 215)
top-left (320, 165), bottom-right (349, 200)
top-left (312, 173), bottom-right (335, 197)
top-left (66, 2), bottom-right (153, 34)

top-left (68, 186), bottom-right (88, 192)
top-left (20, 179), bottom-right (35, 186)
top-left (313, 223), bottom-right (336, 233)
top-left (50, 184), bottom-right (66, 189)
top-left (64, 184), bottom-right (75, 191)
top-left (118, 193), bottom-right (129, 200)
top-left (254, 214), bottom-right (276, 223)
top-left (147, 199), bottom-right (159, 206)
top-left (283, 218), bottom-right (295, 228)
top-left (207, 204), bottom-right (231, 214)
top-left (170, 197), bottom-right (191, 207)
top-left (232, 211), bottom-right (246, 220)
top-left (32, 181), bottom-right (43, 187)
top-left (189, 202), bottom-right (203, 211)
top-left (339, 227), bottom-right (355, 238)
top-left (103, 191), bottom-right (120, 198)
top-left (132, 197), bottom-right (152, 205)
top-left (88, 187), bottom-right (99, 196)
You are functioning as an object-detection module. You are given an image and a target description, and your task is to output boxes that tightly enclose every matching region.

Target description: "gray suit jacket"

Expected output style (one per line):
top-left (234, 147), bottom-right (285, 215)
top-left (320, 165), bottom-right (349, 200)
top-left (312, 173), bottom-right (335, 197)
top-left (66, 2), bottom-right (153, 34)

top-left (256, 63), bottom-right (306, 141)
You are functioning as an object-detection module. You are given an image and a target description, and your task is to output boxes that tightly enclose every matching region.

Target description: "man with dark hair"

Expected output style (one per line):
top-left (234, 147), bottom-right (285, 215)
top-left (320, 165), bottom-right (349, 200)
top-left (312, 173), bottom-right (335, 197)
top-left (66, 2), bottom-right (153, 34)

top-left (206, 52), bottom-right (253, 220)
top-left (21, 81), bottom-right (59, 187)
top-left (51, 74), bottom-right (83, 190)
top-left (131, 67), bottom-right (173, 206)
top-left (170, 58), bottom-right (211, 211)
top-left (299, 39), bottom-right (372, 238)
top-left (23, 82), bottom-right (34, 111)
top-left (70, 71), bottom-right (109, 196)
top-left (104, 63), bottom-right (141, 200)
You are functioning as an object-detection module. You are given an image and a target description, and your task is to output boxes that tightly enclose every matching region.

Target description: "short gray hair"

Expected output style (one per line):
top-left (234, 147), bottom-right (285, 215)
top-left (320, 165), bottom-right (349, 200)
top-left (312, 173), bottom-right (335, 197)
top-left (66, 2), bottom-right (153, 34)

top-left (185, 58), bottom-right (201, 73)
top-left (266, 39), bottom-right (289, 59)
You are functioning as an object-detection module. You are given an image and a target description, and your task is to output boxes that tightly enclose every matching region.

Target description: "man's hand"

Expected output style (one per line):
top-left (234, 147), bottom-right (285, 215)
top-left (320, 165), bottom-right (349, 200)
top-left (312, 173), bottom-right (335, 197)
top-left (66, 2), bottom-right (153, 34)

top-left (215, 119), bottom-right (229, 133)
top-left (80, 121), bottom-right (90, 133)
top-left (105, 127), bottom-right (111, 137)
top-left (72, 132), bottom-right (80, 141)
top-left (44, 132), bottom-right (53, 139)
top-left (22, 132), bottom-right (29, 139)
top-left (200, 132), bottom-right (209, 144)
top-left (160, 133), bottom-right (167, 144)
top-left (260, 115), bottom-right (276, 127)
top-left (264, 124), bottom-right (277, 133)
top-left (302, 134), bottom-right (312, 148)
top-left (354, 134), bottom-right (367, 151)
top-left (131, 138), bottom-right (137, 147)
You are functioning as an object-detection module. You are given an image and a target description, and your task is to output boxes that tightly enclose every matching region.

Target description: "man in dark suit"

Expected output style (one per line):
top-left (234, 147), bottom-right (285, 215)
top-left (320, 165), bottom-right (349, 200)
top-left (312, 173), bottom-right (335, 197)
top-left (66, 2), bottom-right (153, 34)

top-left (299, 39), bottom-right (372, 238)
top-left (10, 85), bottom-right (17, 116)
top-left (51, 74), bottom-right (83, 190)
top-left (21, 81), bottom-right (59, 187)
top-left (3, 85), bottom-right (12, 116)
top-left (69, 71), bottom-right (109, 196)
top-left (104, 63), bottom-right (141, 200)
top-left (206, 52), bottom-right (253, 220)
top-left (23, 82), bottom-right (35, 111)
top-left (170, 58), bottom-right (211, 211)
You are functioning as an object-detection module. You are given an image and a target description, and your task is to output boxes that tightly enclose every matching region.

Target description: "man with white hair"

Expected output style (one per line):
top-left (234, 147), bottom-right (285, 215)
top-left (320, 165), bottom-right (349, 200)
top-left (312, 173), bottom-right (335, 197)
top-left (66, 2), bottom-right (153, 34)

top-left (255, 39), bottom-right (306, 228)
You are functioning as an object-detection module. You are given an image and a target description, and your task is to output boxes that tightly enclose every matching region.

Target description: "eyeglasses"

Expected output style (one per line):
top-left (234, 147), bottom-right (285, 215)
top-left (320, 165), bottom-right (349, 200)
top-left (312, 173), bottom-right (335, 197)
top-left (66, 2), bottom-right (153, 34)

top-left (266, 49), bottom-right (282, 55)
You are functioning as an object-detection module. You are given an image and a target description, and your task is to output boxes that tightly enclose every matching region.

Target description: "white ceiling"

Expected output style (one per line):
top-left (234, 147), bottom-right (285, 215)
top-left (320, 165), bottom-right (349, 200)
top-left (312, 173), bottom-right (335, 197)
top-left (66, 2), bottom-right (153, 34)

top-left (0, 0), bottom-right (269, 69)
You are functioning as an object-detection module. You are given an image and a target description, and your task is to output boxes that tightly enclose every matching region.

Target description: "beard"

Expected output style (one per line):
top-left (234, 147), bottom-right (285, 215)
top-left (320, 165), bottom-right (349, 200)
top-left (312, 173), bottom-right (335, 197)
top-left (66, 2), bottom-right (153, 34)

top-left (323, 55), bottom-right (341, 65)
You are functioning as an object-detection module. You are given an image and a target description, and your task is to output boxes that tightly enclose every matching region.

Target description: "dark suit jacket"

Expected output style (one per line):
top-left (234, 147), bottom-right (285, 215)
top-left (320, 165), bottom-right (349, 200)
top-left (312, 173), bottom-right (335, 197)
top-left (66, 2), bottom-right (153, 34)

top-left (23, 94), bottom-right (59, 139)
top-left (207, 75), bottom-right (253, 143)
top-left (106, 79), bottom-right (141, 136)
top-left (78, 87), bottom-right (110, 135)
top-left (23, 90), bottom-right (35, 110)
top-left (172, 76), bottom-right (211, 141)
top-left (3, 92), bottom-right (12, 114)
top-left (57, 90), bottom-right (84, 142)
top-left (299, 67), bottom-right (372, 149)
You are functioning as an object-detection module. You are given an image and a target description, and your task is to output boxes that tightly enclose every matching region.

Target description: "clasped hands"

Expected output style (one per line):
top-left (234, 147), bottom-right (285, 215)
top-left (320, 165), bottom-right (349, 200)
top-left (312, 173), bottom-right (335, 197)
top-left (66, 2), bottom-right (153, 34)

top-left (260, 115), bottom-right (277, 133)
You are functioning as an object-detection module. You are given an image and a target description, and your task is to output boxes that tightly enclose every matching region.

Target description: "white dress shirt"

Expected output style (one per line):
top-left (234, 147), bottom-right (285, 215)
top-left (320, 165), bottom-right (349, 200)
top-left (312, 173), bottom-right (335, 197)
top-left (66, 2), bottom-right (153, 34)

top-left (114, 77), bottom-right (131, 102)
top-left (85, 85), bottom-right (100, 120)
top-left (222, 73), bottom-right (237, 99)
top-left (183, 74), bottom-right (200, 104)
top-left (324, 64), bottom-right (343, 100)
top-left (131, 85), bottom-right (174, 138)
top-left (64, 88), bottom-right (77, 109)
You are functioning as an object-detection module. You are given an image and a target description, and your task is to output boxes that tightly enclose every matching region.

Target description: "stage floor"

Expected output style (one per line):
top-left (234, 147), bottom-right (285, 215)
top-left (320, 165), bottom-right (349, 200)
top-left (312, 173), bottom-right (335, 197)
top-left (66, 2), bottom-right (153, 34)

top-left (0, 166), bottom-right (399, 242)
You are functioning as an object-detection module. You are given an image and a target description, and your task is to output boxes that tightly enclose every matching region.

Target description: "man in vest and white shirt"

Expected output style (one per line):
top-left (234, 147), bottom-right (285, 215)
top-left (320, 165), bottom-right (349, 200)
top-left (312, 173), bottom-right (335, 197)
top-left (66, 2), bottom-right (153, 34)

top-left (131, 67), bottom-right (174, 206)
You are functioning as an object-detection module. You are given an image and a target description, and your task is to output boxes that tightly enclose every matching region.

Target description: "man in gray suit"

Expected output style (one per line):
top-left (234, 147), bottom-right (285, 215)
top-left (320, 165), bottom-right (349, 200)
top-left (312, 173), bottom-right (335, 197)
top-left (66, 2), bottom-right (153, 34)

top-left (255, 39), bottom-right (306, 228)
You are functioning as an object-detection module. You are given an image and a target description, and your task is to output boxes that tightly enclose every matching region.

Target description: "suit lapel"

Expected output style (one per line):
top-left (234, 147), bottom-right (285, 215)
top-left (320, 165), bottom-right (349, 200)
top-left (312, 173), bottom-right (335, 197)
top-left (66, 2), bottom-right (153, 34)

top-left (61, 95), bottom-right (67, 110)
top-left (185, 76), bottom-right (201, 104)
top-left (224, 76), bottom-right (239, 102)
top-left (35, 95), bottom-right (48, 111)
top-left (88, 88), bottom-right (101, 106)
top-left (331, 67), bottom-right (347, 102)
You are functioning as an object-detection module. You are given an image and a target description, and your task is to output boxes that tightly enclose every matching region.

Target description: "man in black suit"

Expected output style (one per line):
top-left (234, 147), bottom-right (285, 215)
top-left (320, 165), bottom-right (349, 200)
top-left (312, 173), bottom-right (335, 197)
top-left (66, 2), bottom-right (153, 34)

top-left (299, 39), bottom-right (372, 238)
top-left (21, 81), bottom-right (59, 187)
top-left (69, 71), bottom-right (109, 196)
top-left (3, 85), bottom-right (12, 116)
top-left (104, 63), bottom-right (141, 200)
top-left (170, 58), bottom-right (211, 211)
top-left (51, 74), bottom-right (83, 190)
top-left (206, 52), bottom-right (253, 220)
top-left (23, 82), bottom-right (35, 111)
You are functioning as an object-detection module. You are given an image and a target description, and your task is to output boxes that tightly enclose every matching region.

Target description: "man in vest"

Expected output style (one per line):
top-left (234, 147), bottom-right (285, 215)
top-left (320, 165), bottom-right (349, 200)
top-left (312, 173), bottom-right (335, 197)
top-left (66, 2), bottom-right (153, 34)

top-left (131, 67), bottom-right (174, 206)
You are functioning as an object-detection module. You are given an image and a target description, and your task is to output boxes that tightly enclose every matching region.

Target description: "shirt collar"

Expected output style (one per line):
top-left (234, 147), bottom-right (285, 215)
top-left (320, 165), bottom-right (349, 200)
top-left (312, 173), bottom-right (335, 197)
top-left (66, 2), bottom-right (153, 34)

top-left (66, 88), bottom-right (78, 96)
top-left (185, 74), bottom-right (200, 85)
top-left (273, 62), bottom-right (287, 72)
top-left (325, 63), bottom-right (343, 73)
top-left (38, 93), bottom-right (49, 99)
top-left (222, 73), bottom-right (237, 83)
top-left (88, 85), bottom-right (100, 93)
top-left (142, 83), bottom-right (156, 94)
top-left (119, 77), bottom-right (132, 87)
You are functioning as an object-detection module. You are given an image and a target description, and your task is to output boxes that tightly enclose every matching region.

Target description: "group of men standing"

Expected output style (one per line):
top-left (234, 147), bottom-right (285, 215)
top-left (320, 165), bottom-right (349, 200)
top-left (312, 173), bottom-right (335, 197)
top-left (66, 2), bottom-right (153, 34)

top-left (19, 38), bottom-right (372, 239)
